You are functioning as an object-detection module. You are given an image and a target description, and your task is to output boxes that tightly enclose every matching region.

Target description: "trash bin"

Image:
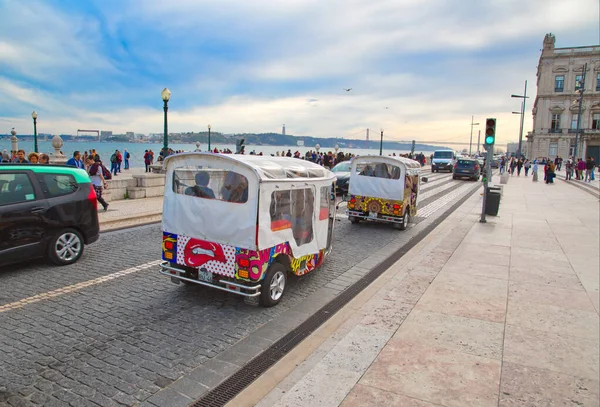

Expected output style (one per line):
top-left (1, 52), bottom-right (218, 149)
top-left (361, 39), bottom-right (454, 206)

top-left (485, 188), bottom-right (501, 216)
top-left (488, 185), bottom-right (502, 197)
top-left (500, 173), bottom-right (509, 184)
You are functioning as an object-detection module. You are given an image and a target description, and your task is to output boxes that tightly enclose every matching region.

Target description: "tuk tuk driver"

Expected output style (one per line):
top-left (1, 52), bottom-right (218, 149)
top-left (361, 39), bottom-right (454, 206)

top-left (185, 171), bottom-right (215, 199)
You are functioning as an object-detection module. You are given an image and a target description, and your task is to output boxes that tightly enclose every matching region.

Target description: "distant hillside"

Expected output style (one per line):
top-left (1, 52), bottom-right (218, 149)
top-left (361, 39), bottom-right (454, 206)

top-left (176, 132), bottom-right (445, 151)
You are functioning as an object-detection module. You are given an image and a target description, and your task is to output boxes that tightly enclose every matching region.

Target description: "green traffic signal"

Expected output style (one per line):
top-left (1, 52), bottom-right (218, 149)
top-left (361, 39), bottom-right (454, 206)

top-left (484, 118), bottom-right (496, 146)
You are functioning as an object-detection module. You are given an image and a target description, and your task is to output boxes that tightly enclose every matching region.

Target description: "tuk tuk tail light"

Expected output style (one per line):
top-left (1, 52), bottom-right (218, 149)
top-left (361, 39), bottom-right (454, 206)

top-left (393, 204), bottom-right (401, 210)
top-left (475, 165), bottom-right (479, 170)
top-left (164, 241), bottom-right (174, 250)
top-left (239, 258), bottom-right (250, 268)
top-left (238, 269), bottom-right (249, 279)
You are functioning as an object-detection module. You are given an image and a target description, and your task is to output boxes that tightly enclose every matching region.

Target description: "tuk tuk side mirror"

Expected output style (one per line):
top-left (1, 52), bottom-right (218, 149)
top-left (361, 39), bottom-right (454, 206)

top-left (421, 176), bottom-right (429, 183)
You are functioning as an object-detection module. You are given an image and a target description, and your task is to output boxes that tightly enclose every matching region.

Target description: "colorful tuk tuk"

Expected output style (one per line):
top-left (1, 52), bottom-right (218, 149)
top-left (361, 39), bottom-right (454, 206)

top-left (160, 153), bottom-right (337, 306)
top-left (346, 155), bottom-right (422, 230)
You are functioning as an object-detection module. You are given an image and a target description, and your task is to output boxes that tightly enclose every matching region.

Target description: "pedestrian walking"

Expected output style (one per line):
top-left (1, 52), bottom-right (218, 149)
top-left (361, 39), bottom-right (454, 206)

top-left (517, 159), bottom-right (523, 176)
top-left (576, 158), bottom-right (585, 180)
top-left (524, 159), bottom-right (531, 176)
top-left (110, 150), bottom-right (119, 176)
top-left (546, 161), bottom-right (556, 184)
top-left (509, 158), bottom-right (516, 175)
top-left (116, 150), bottom-right (123, 173)
top-left (585, 157), bottom-right (594, 182)
top-left (591, 157), bottom-right (596, 181)
top-left (532, 160), bottom-right (539, 182)
top-left (86, 156), bottom-right (109, 211)
top-left (124, 149), bottom-right (130, 170)
top-left (143, 150), bottom-right (151, 172)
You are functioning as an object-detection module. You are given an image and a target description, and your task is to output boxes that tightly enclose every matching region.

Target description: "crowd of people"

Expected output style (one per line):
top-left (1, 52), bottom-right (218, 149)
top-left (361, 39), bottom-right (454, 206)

top-left (498, 155), bottom-right (596, 184)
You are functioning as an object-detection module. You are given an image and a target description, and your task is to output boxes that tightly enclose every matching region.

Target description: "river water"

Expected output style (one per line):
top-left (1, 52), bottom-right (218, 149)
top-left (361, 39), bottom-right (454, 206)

top-left (0, 140), bottom-right (430, 168)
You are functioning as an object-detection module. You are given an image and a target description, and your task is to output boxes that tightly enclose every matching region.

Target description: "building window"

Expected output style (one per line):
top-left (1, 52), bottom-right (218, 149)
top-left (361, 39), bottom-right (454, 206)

top-left (554, 75), bottom-right (564, 92)
top-left (549, 143), bottom-right (558, 157)
top-left (592, 113), bottom-right (600, 130)
top-left (596, 73), bottom-right (600, 91)
top-left (571, 114), bottom-right (579, 129)
top-left (551, 114), bottom-right (561, 130)
top-left (575, 75), bottom-right (583, 91)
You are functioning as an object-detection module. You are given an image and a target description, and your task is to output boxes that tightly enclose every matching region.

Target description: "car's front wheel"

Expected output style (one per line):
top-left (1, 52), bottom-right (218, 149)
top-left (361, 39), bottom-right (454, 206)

top-left (48, 228), bottom-right (84, 266)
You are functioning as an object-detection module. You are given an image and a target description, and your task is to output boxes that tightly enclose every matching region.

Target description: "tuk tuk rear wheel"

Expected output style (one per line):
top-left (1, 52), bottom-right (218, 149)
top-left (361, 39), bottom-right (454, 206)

top-left (349, 216), bottom-right (360, 224)
top-left (396, 208), bottom-right (410, 230)
top-left (260, 263), bottom-right (287, 307)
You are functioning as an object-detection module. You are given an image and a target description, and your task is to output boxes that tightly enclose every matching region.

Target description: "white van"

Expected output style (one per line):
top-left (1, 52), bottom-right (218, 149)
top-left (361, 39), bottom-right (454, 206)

top-left (431, 150), bottom-right (456, 173)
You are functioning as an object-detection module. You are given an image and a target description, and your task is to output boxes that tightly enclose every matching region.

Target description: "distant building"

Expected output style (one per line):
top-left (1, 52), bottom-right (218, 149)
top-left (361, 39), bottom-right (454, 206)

top-left (527, 34), bottom-right (600, 161)
top-left (282, 124), bottom-right (286, 136)
top-left (126, 132), bottom-right (135, 140)
top-left (100, 131), bottom-right (112, 140)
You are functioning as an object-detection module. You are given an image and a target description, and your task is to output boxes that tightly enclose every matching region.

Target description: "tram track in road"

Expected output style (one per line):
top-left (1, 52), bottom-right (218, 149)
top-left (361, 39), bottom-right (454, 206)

top-left (0, 173), bottom-right (481, 407)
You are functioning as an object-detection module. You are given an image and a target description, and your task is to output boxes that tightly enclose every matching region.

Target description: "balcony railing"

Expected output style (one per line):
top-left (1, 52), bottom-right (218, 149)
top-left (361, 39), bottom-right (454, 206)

top-left (548, 128), bottom-right (563, 133)
top-left (568, 129), bottom-right (583, 133)
top-left (554, 87), bottom-right (564, 92)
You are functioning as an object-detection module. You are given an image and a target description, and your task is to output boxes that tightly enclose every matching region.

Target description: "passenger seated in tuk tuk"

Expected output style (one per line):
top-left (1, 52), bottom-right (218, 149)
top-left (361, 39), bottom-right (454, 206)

top-left (373, 163), bottom-right (390, 179)
top-left (359, 165), bottom-right (374, 177)
top-left (221, 171), bottom-right (249, 203)
top-left (185, 171), bottom-right (216, 199)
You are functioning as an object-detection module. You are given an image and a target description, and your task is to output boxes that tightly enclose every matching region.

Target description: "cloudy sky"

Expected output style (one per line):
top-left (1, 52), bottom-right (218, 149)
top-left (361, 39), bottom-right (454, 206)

top-left (1, 0), bottom-right (598, 145)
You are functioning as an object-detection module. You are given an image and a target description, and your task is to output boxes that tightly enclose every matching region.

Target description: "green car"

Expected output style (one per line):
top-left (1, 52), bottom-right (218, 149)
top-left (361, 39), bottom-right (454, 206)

top-left (0, 164), bottom-right (100, 266)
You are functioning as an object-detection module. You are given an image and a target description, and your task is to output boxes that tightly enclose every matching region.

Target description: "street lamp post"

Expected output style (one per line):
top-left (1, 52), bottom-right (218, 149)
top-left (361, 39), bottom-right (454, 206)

top-left (469, 116), bottom-right (479, 156)
top-left (379, 129), bottom-right (384, 156)
top-left (512, 102), bottom-right (524, 157)
top-left (511, 80), bottom-right (528, 159)
top-left (573, 63), bottom-right (587, 159)
top-left (208, 124), bottom-right (211, 151)
top-left (161, 88), bottom-right (171, 154)
top-left (31, 111), bottom-right (38, 153)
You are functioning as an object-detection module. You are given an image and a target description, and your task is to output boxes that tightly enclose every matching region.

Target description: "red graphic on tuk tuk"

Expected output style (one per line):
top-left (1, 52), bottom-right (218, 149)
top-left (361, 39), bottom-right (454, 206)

top-left (184, 238), bottom-right (227, 267)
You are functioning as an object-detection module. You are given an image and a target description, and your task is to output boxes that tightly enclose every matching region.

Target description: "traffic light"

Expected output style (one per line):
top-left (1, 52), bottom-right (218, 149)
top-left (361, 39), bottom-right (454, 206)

top-left (484, 118), bottom-right (496, 146)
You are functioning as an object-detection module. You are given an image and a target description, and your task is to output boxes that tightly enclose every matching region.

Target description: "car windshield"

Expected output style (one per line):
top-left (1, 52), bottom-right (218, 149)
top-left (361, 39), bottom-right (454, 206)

top-left (434, 151), bottom-right (453, 159)
top-left (331, 162), bottom-right (351, 173)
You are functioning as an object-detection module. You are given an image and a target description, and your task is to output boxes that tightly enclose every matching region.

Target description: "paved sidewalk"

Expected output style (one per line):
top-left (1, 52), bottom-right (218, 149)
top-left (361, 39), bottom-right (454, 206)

top-left (232, 174), bottom-right (600, 407)
top-left (97, 196), bottom-right (163, 230)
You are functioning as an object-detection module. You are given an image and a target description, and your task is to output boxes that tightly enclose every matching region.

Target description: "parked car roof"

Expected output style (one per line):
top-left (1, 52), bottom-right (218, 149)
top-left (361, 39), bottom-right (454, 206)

top-left (0, 164), bottom-right (91, 183)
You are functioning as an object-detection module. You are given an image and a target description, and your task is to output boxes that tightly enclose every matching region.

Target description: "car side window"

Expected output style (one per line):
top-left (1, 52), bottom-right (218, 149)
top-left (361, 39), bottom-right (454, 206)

top-left (40, 173), bottom-right (78, 198)
top-left (0, 173), bottom-right (37, 206)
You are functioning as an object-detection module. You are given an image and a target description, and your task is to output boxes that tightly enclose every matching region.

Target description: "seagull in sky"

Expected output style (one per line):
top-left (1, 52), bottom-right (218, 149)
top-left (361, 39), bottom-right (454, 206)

top-left (343, 88), bottom-right (352, 92)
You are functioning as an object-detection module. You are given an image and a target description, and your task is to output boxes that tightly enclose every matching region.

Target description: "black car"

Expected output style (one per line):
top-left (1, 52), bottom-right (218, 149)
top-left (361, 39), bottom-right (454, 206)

top-left (331, 161), bottom-right (352, 195)
top-left (452, 158), bottom-right (481, 181)
top-left (0, 164), bottom-right (100, 267)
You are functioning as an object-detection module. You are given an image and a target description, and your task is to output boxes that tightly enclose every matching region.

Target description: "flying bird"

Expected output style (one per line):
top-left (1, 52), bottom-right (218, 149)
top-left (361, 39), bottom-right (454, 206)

top-left (343, 88), bottom-right (352, 92)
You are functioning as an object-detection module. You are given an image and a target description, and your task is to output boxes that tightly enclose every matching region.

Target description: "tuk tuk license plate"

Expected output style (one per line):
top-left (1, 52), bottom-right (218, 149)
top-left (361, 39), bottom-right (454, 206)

top-left (198, 269), bottom-right (213, 283)
top-left (369, 211), bottom-right (378, 219)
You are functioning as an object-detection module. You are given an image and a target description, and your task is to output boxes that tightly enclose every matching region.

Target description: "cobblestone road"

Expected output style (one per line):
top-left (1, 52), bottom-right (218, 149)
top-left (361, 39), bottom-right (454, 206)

top-left (0, 172), bottom-right (480, 407)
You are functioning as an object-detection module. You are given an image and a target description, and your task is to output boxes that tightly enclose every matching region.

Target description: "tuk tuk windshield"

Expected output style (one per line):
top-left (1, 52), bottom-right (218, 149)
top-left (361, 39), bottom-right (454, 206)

top-left (173, 165), bottom-right (249, 204)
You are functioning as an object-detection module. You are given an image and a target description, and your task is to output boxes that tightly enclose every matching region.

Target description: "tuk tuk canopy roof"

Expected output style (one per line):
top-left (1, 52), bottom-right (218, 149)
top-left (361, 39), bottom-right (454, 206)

top-left (164, 152), bottom-right (336, 182)
top-left (352, 155), bottom-right (422, 171)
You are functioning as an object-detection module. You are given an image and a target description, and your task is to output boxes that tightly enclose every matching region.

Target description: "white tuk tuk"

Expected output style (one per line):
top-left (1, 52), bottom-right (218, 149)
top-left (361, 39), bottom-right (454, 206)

top-left (160, 153), bottom-right (337, 306)
top-left (346, 156), bottom-right (422, 230)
